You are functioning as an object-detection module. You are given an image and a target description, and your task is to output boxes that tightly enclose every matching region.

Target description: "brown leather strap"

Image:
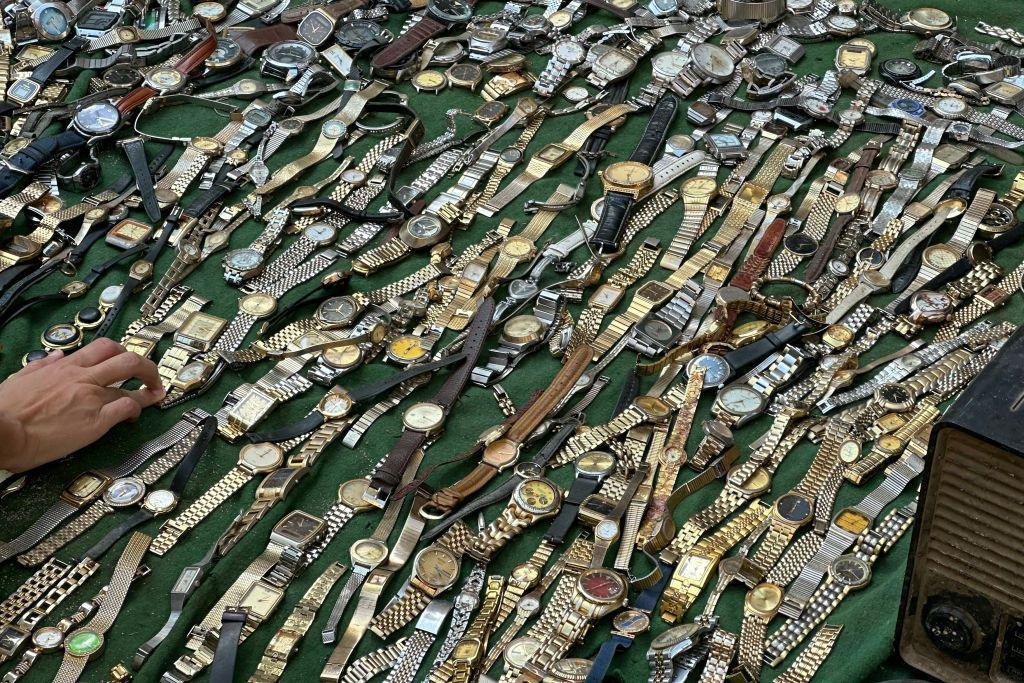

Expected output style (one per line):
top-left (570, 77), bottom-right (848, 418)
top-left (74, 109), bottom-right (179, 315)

top-left (504, 344), bottom-right (592, 443)
top-left (366, 298), bottom-right (496, 506)
top-left (115, 27), bottom-right (216, 115)
top-left (804, 141), bottom-right (882, 282)
top-left (731, 218), bottom-right (787, 292)
top-left (370, 16), bottom-right (444, 68)
top-left (234, 23), bottom-right (299, 56)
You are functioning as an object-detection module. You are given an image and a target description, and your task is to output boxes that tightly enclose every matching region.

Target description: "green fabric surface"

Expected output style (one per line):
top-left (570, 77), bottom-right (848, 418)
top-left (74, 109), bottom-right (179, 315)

top-left (0, 1), bottom-right (1019, 681)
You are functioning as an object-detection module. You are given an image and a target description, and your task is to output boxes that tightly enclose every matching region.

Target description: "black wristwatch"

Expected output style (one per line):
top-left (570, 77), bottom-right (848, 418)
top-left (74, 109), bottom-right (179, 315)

top-left (6, 36), bottom-right (88, 105)
top-left (590, 94), bottom-right (678, 253)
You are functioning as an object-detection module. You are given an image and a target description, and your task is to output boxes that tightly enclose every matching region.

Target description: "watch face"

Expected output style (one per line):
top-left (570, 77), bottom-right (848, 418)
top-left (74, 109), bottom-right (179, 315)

top-left (504, 637), bottom-right (541, 668)
top-left (934, 96), bottom-right (968, 118)
top-left (428, 0), bottom-right (471, 22)
top-left (687, 353), bottom-right (730, 388)
top-left (882, 58), bottom-right (919, 78)
top-left (594, 48), bottom-right (636, 77)
top-left (691, 43), bottom-right (735, 79)
top-left (225, 248), bottom-right (262, 271)
top-left (143, 489), bottom-right (178, 514)
top-left (706, 132), bottom-right (743, 154)
top-left (652, 623), bottom-right (699, 649)
top-left (578, 568), bottom-right (626, 603)
top-left (553, 39), bottom-right (586, 63)
top-left (640, 319), bottom-right (674, 343)
top-left (536, 143), bottom-right (572, 164)
top-left (240, 442), bottom-right (284, 471)
top-left (635, 395), bottom-right (671, 420)
top-left (34, 5), bottom-right (70, 39)
top-left (775, 494), bottom-right (813, 524)
top-left (238, 292), bottom-right (277, 317)
top-left (512, 563), bottom-right (540, 583)
top-left (922, 244), bottom-right (959, 269)
top-left (337, 478), bottom-right (371, 509)
top-left (575, 450), bottom-right (616, 478)
top-left (447, 63), bottom-right (482, 87)
top-left (335, 19), bottom-right (385, 49)
top-left (834, 508), bottom-right (872, 534)
top-left (64, 629), bottom-right (103, 658)
top-left (274, 510), bottom-right (324, 545)
top-left (387, 335), bottom-right (428, 364)
top-left (32, 626), bottom-right (64, 650)
top-left (42, 323), bottom-right (82, 349)
top-left (856, 247), bottom-right (885, 270)
top-left (680, 176), bottom-right (718, 200)
top-left (911, 290), bottom-right (952, 314)
top-left (875, 383), bottom-right (914, 411)
top-left (553, 658), bottom-right (593, 678)
top-left (735, 466), bottom-right (771, 495)
top-left (103, 477), bottom-right (146, 507)
top-left (403, 402), bottom-right (446, 432)
top-left (239, 583), bottom-right (284, 619)
top-left (266, 40), bottom-right (316, 66)
top-left (193, 1), bottom-right (227, 19)
top-left (746, 582), bottom-right (783, 614)
top-left (602, 161), bottom-right (654, 188)
top-left (76, 9), bottom-right (119, 32)
top-left (501, 314), bottom-right (544, 344)
top-left (318, 391), bottom-right (354, 419)
top-left (830, 555), bottom-right (871, 588)
top-left (415, 547), bottom-right (459, 588)
top-left (298, 10), bottom-right (335, 45)
top-left (351, 538), bottom-right (388, 566)
top-left (65, 472), bottom-right (107, 502)
top-left (317, 296), bottom-right (359, 326)
top-left (595, 519), bottom-right (618, 541)
top-left (174, 361), bottom-right (209, 386)
top-left (826, 14), bottom-right (860, 33)
top-left (73, 102), bottom-right (121, 135)
top-left (453, 640), bottom-right (481, 660)
top-left (207, 38), bottom-right (241, 67)
top-left (907, 7), bottom-right (952, 30)
top-left (513, 478), bottom-right (559, 514)
top-left (718, 385), bottom-right (764, 416)
top-left (146, 68), bottom-right (186, 92)
top-left (303, 222), bottom-right (337, 245)
top-left (784, 233), bottom-right (818, 256)
top-left (411, 71), bottom-right (447, 95)
top-left (406, 214), bottom-right (444, 240)
top-left (651, 50), bottom-right (690, 79)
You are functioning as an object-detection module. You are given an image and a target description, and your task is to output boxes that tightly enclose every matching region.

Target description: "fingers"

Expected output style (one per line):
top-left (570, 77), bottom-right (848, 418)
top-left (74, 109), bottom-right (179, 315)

top-left (18, 350), bottom-right (63, 375)
top-left (87, 350), bottom-right (165, 394)
top-left (98, 396), bottom-right (143, 431)
top-left (66, 338), bottom-right (125, 367)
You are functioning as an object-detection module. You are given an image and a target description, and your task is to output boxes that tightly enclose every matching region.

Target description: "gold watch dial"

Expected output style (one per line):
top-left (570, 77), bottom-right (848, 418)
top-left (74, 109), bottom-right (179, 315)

top-left (835, 193), bottom-right (861, 214)
top-left (415, 547), bottom-right (459, 588)
top-left (351, 538), bottom-right (388, 565)
top-left (388, 334), bottom-right (428, 363)
top-left (834, 508), bottom-right (871, 534)
top-left (238, 292), bottom-right (278, 317)
top-left (745, 582), bottom-right (783, 615)
top-left (681, 176), bottom-right (718, 199)
top-left (501, 315), bottom-right (545, 344)
top-left (513, 478), bottom-right (559, 514)
top-left (504, 637), bottom-right (541, 667)
top-left (324, 344), bottom-right (362, 369)
top-left (602, 161), bottom-right (654, 188)
top-left (338, 479), bottom-right (372, 510)
top-left (839, 439), bottom-right (861, 464)
top-left (240, 442), bottom-right (284, 471)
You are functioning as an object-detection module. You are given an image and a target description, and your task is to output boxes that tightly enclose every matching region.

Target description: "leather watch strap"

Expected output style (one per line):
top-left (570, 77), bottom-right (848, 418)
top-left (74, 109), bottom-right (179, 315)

top-left (370, 17), bottom-right (445, 68)
top-left (365, 298), bottom-right (496, 507)
top-left (630, 95), bottom-right (678, 164)
top-left (730, 217), bottom-right (787, 291)
top-left (120, 136), bottom-right (161, 222)
top-left (209, 608), bottom-right (248, 683)
top-left (235, 23), bottom-right (299, 55)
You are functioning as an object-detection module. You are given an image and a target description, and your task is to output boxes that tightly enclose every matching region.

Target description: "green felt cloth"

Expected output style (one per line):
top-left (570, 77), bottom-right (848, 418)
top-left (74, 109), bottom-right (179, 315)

top-left (0, 0), bottom-right (1018, 680)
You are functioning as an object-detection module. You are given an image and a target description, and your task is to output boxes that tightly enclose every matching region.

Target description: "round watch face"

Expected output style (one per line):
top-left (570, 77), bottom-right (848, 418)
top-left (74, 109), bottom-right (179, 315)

top-left (830, 555), bottom-right (871, 588)
top-left (833, 508), bottom-right (871, 534)
top-left (335, 19), bottom-right (385, 49)
top-left (351, 538), bottom-right (388, 566)
top-left (651, 50), bottom-right (690, 79)
top-left (303, 222), bottom-right (337, 245)
top-left (338, 478), bottom-right (371, 509)
top-left (504, 637), bottom-right (541, 668)
top-left (911, 290), bottom-right (953, 315)
top-left (907, 7), bottom-right (952, 30)
top-left (775, 493), bottom-right (813, 524)
top-left (415, 547), bottom-right (459, 588)
top-left (318, 391), bottom-right (354, 419)
top-left (563, 85), bottom-right (591, 103)
top-left (103, 477), bottom-right (146, 507)
top-left (652, 623), bottom-right (699, 650)
top-left (224, 248), bottom-right (262, 271)
top-left (734, 466), bottom-right (771, 495)
top-left (405, 214), bottom-right (444, 240)
top-left (878, 434), bottom-right (903, 452)
top-left (575, 450), bottom-right (615, 478)
top-left (835, 193), bottom-right (861, 214)
top-left (385, 335), bottom-right (426, 364)
top-left (784, 233), bottom-right (818, 256)
top-left (883, 57), bottom-right (919, 78)
top-left (65, 629), bottom-right (103, 658)
top-left (35, 5), bottom-right (71, 39)
top-left (552, 658), bottom-right (593, 678)
top-left (146, 67), bottom-right (186, 92)
top-left (402, 402), bottom-right (446, 432)
top-left (324, 344), bottom-right (362, 369)
top-left (838, 439), bottom-right (861, 464)
top-left (602, 161), bottom-right (654, 188)
top-left (43, 323), bottom-right (82, 349)
top-left (922, 244), bottom-right (959, 269)
top-left (691, 42), bottom-right (735, 79)
top-left (553, 39), bottom-right (586, 64)
top-left (594, 519), bottom-right (619, 541)
top-left (316, 296), bottom-right (359, 326)
top-left (513, 478), bottom-right (559, 514)
top-left (102, 64), bottom-right (142, 88)
top-left (427, 0), bottom-right (471, 22)
top-left (207, 38), bottom-right (242, 67)
top-left (193, 1), bottom-right (226, 19)
top-left (238, 292), bottom-right (277, 318)
top-left (687, 353), bottom-right (731, 388)
top-left (240, 442), bottom-right (284, 471)
top-left (144, 489), bottom-right (178, 514)
top-left (73, 102), bottom-right (121, 135)
top-left (875, 383), bottom-right (914, 411)
top-left (266, 40), bottom-right (316, 66)
top-left (825, 14), bottom-right (860, 33)
top-left (512, 563), bottom-right (541, 583)
top-left (500, 235), bottom-right (535, 259)
top-left (681, 176), bottom-right (718, 199)
top-left (174, 362), bottom-right (209, 388)
top-left (501, 314), bottom-right (544, 344)
top-left (447, 62), bottom-right (482, 87)
top-left (718, 385), bottom-right (765, 417)
top-left (745, 582), bottom-right (783, 615)
top-left (32, 626), bottom-right (64, 651)
top-left (577, 568), bottom-right (626, 603)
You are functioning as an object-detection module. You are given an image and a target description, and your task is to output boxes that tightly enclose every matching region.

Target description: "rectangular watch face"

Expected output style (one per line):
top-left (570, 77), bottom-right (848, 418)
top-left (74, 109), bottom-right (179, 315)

top-left (6, 79), bottom-right (40, 104)
top-left (986, 81), bottom-right (1024, 105)
top-left (228, 388), bottom-right (278, 427)
top-left (239, 583), bottom-right (285, 619)
top-left (177, 312), bottom-right (227, 347)
top-left (637, 281), bottom-right (672, 302)
top-left (106, 219), bottom-right (153, 249)
top-left (679, 555), bottom-right (713, 581)
top-left (589, 284), bottom-right (623, 308)
top-left (272, 510), bottom-right (325, 545)
top-left (62, 471), bottom-right (110, 505)
top-left (536, 144), bottom-right (572, 164)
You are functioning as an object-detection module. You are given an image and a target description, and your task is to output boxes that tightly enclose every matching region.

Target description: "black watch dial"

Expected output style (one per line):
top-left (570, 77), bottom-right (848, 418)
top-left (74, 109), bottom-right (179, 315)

top-left (102, 64), bottom-right (142, 88)
top-left (880, 57), bottom-right (921, 84)
top-left (335, 19), bottom-right (385, 49)
top-left (427, 0), bottom-right (472, 23)
top-left (77, 9), bottom-right (120, 32)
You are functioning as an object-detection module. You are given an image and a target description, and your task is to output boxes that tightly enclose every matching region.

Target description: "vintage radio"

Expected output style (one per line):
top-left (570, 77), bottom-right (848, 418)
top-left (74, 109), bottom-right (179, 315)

top-left (897, 325), bottom-right (1024, 682)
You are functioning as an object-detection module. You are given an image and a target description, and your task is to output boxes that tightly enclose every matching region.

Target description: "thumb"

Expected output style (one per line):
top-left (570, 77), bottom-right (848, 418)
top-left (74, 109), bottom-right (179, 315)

top-left (98, 396), bottom-right (143, 431)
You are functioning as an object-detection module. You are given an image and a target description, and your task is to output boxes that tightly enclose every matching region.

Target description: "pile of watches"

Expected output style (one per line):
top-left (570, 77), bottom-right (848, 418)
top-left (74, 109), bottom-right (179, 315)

top-left (0, 0), bottom-right (1022, 681)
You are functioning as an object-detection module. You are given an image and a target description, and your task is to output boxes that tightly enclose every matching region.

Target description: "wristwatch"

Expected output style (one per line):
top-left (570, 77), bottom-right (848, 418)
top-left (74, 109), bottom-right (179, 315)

top-left (737, 582), bottom-right (782, 680)
top-left (427, 572), bottom-right (500, 683)
top-left (590, 95), bottom-right (678, 254)
top-left (370, 0), bottom-right (474, 69)
top-left (352, 213), bottom-right (452, 275)
top-left (466, 477), bottom-right (562, 561)
top-left (646, 621), bottom-right (715, 683)
top-left (295, 0), bottom-right (364, 45)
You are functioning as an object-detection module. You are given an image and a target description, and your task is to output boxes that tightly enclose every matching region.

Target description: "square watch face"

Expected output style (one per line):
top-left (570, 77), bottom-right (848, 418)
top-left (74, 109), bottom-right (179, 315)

top-left (229, 388), bottom-right (277, 425)
top-left (986, 81), bottom-right (1024, 105)
top-left (273, 510), bottom-right (325, 545)
top-left (107, 219), bottom-right (153, 247)
top-left (7, 79), bottom-right (40, 103)
top-left (177, 312), bottom-right (227, 346)
top-left (64, 472), bottom-right (107, 502)
top-left (239, 583), bottom-right (284, 619)
top-left (536, 144), bottom-right (571, 164)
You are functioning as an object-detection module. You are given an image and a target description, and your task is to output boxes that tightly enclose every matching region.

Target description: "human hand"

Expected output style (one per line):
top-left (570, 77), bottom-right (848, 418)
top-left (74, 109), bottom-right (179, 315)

top-left (0, 338), bottom-right (166, 473)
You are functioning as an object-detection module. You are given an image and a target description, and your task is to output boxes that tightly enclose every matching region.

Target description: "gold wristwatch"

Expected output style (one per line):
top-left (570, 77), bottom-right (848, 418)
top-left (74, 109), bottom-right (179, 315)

top-left (466, 478), bottom-right (562, 562)
top-left (737, 582), bottom-right (783, 680)
top-left (428, 575), bottom-right (505, 683)
top-left (662, 176), bottom-right (717, 270)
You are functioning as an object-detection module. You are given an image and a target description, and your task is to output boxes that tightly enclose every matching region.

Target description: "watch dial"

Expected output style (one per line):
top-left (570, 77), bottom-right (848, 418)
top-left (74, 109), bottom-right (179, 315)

top-left (883, 58), bottom-right (919, 77)
top-left (225, 248), bottom-right (262, 270)
top-left (275, 511), bottom-right (323, 544)
top-left (240, 442), bottom-right (284, 470)
top-left (553, 658), bottom-right (593, 676)
top-left (912, 290), bottom-right (952, 313)
top-left (318, 392), bottom-right (353, 419)
top-left (208, 38), bottom-right (241, 66)
top-left (553, 39), bottom-right (585, 63)
top-left (415, 547), bottom-right (459, 587)
top-left (504, 637), bottom-right (541, 667)
top-left (876, 383), bottom-right (913, 409)
top-left (502, 314), bottom-right (545, 342)
top-left (65, 630), bottom-right (103, 658)
top-left (602, 161), bottom-right (653, 186)
top-left (240, 583), bottom-right (283, 619)
top-left (35, 6), bottom-right (70, 38)
top-left (239, 292), bottom-right (277, 317)
top-left (688, 353), bottom-right (730, 388)
top-left (514, 478), bottom-right (558, 514)
top-left (834, 508), bottom-right (871, 534)
top-left (692, 43), bottom-right (734, 79)
top-left (775, 494), bottom-right (813, 523)
top-left (299, 11), bottom-right (333, 44)
top-left (578, 568), bottom-right (626, 602)
top-left (175, 362), bottom-right (208, 385)
top-left (193, 1), bottom-right (226, 19)
top-left (830, 555), bottom-right (871, 588)
top-left (335, 19), bottom-right (384, 48)
top-left (43, 323), bottom-right (81, 347)
top-left (267, 40), bottom-right (316, 65)
top-left (407, 215), bottom-right (443, 239)
top-left (73, 102), bottom-right (121, 135)
top-left (575, 450), bottom-right (615, 477)
top-left (511, 563), bottom-right (540, 583)
top-left (652, 50), bottom-right (690, 79)
top-left (144, 489), bottom-right (178, 514)
top-left (719, 385), bottom-right (764, 415)
top-left (681, 176), bottom-right (718, 198)
top-left (784, 233), bottom-right (818, 256)
top-left (32, 626), bottom-right (64, 649)
top-left (922, 244), bottom-right (959, 268)
top-left (147, 68), bottom-right (185, 90)
top-left (317, 296), bottom-right (358, 325)
top-left (352, 538), bottom-right (388, 565)
top-left (403, 402), bottom-right (445, 431)
top-left (594, 49), bottom-right (636, 76)
top-left (428, 0), bottom-right (471, 21)
top-left (595, 519), bottom-right (618, 541)
top-left (652, 623), bottom-right (699, 649)
top-left (104, 477), bottom-right (145, 506)
top-left (388, 335), bottom-right (428, 363)
top-left (746, 582), bottom-right (783, 613)
top-left (304, 222), bottom-right (337, 244)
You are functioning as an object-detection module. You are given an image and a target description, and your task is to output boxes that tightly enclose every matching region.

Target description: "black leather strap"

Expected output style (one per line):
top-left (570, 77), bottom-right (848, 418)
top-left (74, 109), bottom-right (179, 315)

top-left (245, 351), bottom-right (473, 443)
top-left (590, 191), bottom-right (633, 253)
top-left (629, 94), bottom-right (677, 164)
top-left (574, 80), bottom-right (630, 180)
top-left (612, 362), bottom-right (641, 415)
top-left (947, 162), bottom-right (1001, 200)
top-left (544, 472), bottom-right (602, 546)
top-left (0, 129), bottom-right (89, 197)
top-left (723, 321), bottom-right (809, 375)
top-left (209, 609), bottom-right (248, 683)
top-left (28, 36), bottom-right (88, 86)
top-left (120, 137), bottom-right (161, 222)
